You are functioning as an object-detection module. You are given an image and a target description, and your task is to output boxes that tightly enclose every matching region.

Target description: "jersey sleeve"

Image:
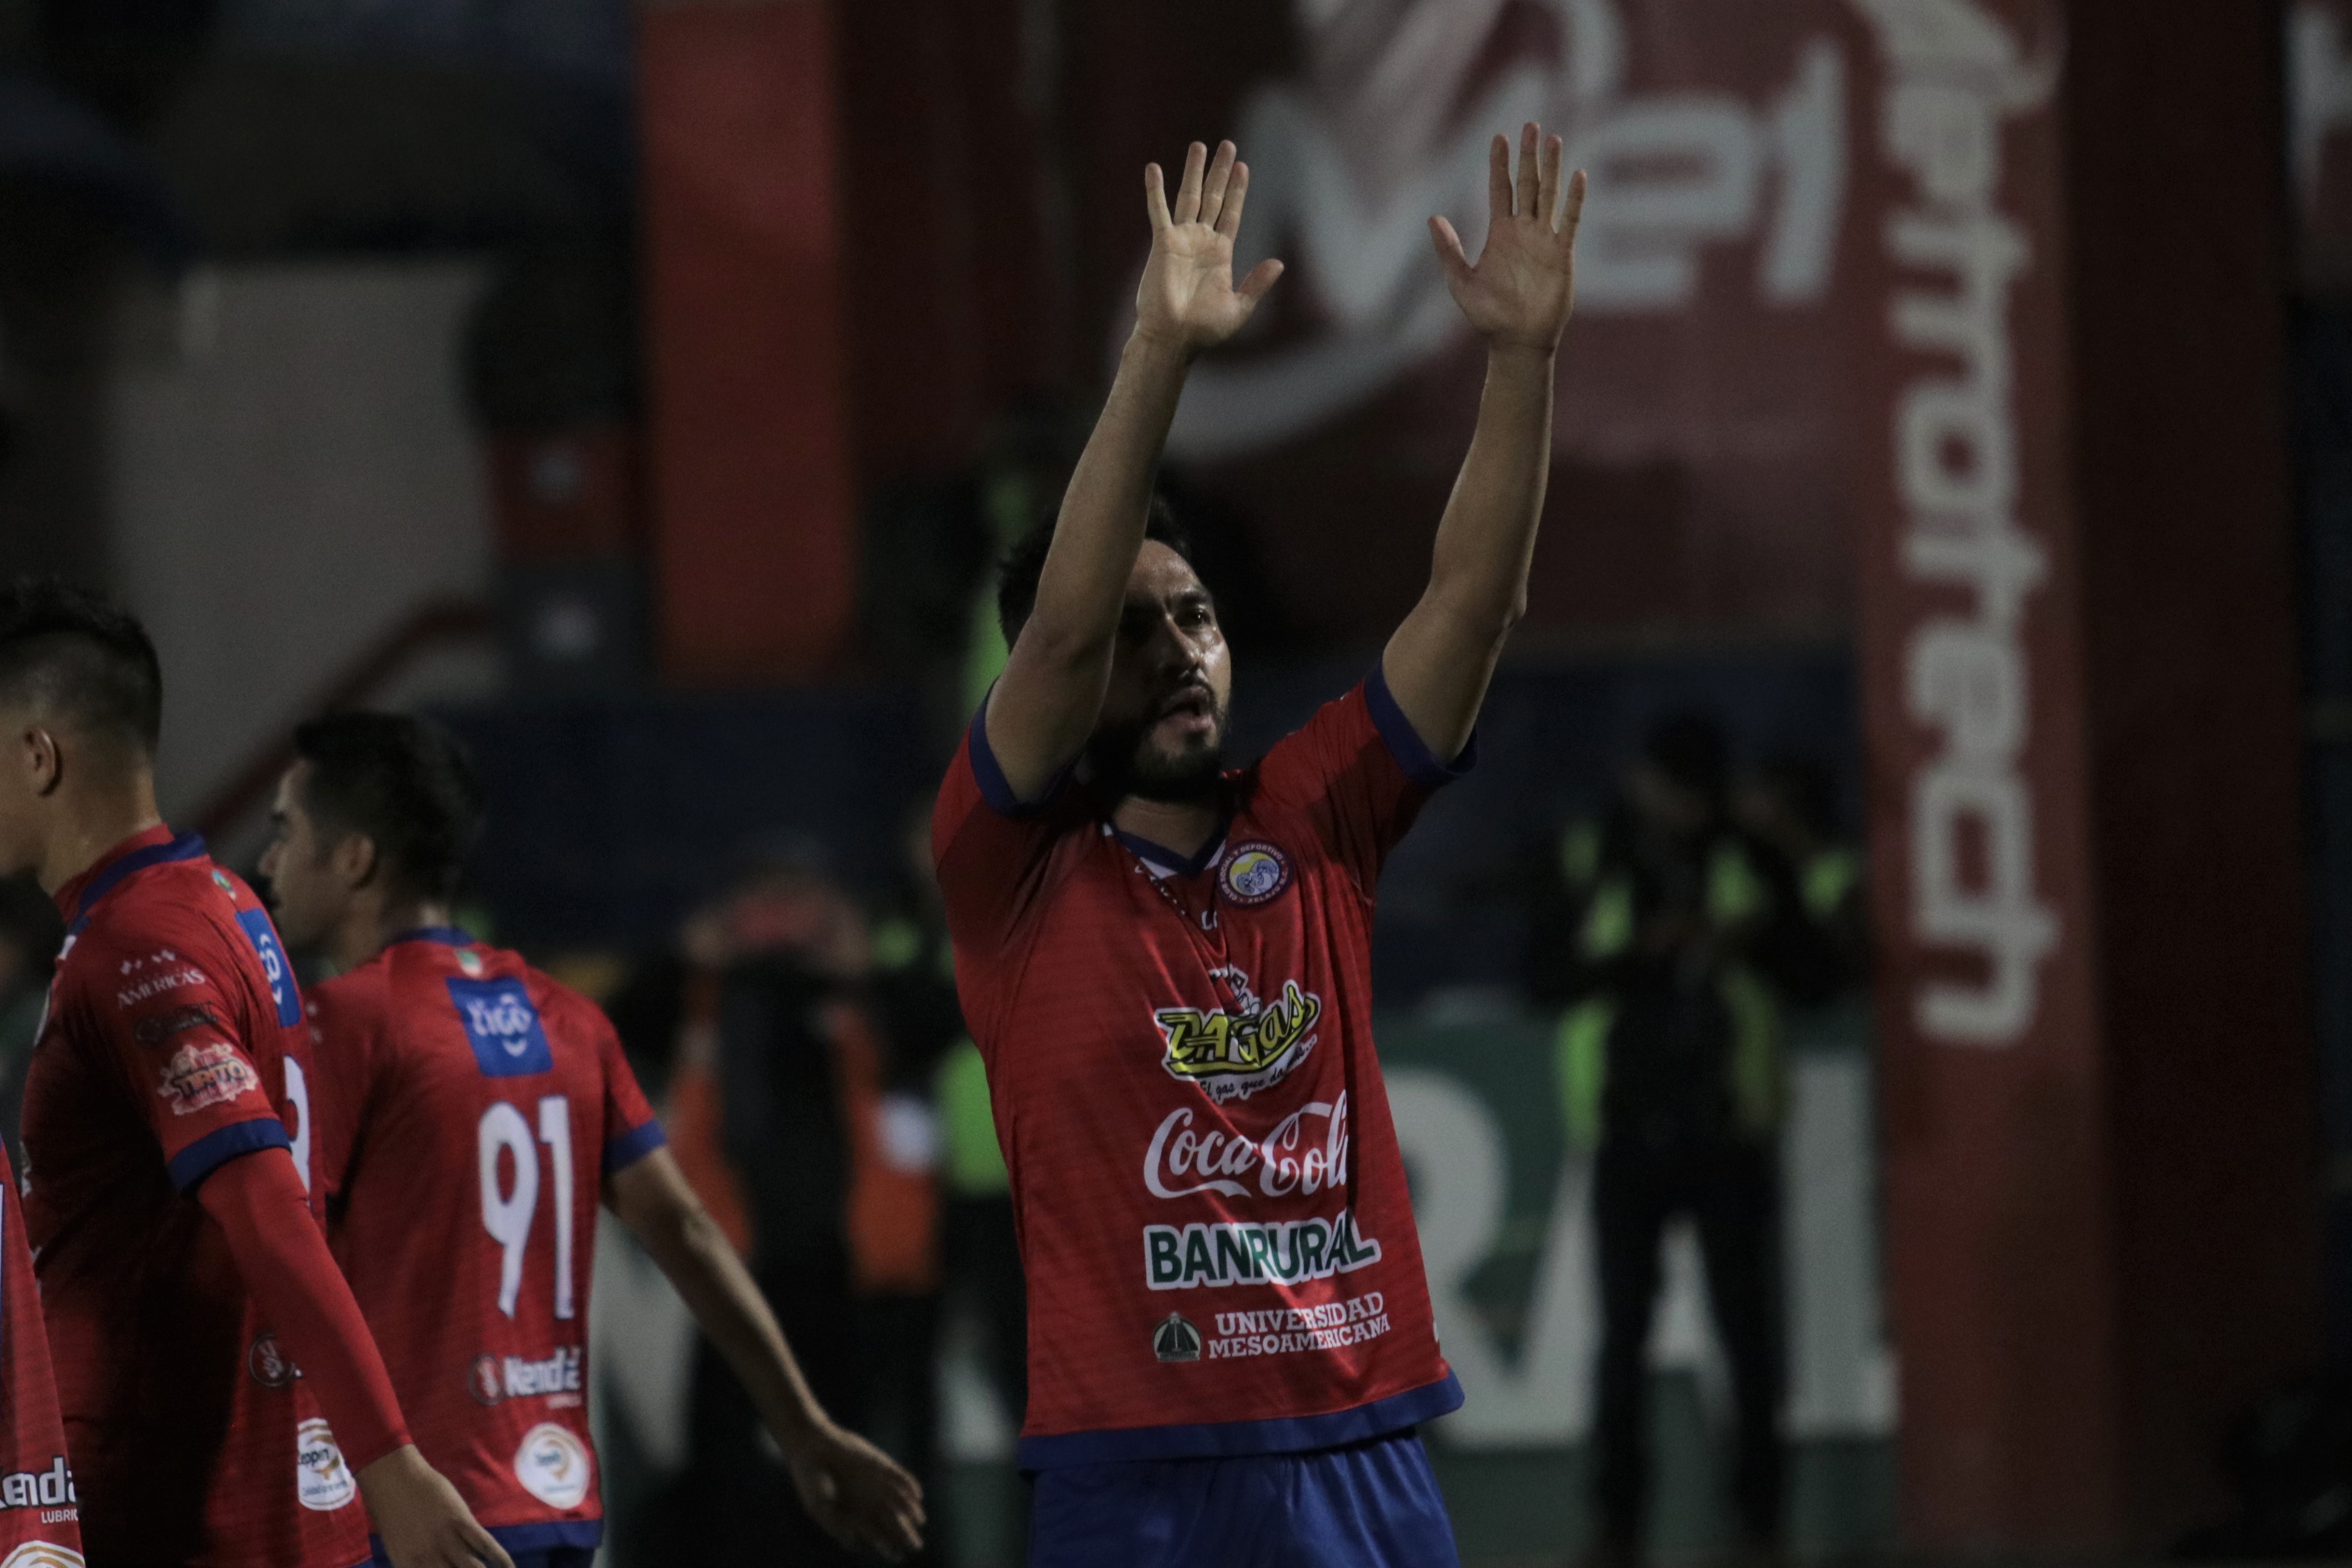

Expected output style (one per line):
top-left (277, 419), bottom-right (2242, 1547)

top-left (932, 702), bottom-right (1082, 971)
top-left (68, 923), bottom-right (292, 1192)
top-left (1255, 663), bottom-right (1476, 891)
top-left (597, 1012), bottom-right (667, 1174)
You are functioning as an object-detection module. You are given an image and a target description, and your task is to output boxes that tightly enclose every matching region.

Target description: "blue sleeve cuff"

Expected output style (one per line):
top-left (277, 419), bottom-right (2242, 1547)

top-left (1365, 663), bottom-right (1477, 790)
top-left (168, 1117), bottom-right (293, 1193)
top-left (603, 1118), bottom-right (668, 1175)
top-left (967, 697), bottom-right (1070, 818)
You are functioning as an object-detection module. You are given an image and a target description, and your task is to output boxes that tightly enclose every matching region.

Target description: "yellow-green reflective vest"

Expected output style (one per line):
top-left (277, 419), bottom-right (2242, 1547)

top-left (1553, 830), bottom-right (1786, 1149)
top-left (935, 1038), bottom-right (1009, 1195)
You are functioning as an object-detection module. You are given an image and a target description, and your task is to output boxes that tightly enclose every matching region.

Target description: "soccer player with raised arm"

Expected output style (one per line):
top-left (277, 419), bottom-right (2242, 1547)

top-left (0, 581), bottom-right (507, 1568)
top-left (256, 713), bottom-right (924, 1568)
top-left (932, 128), bottom-right (1585, 1565)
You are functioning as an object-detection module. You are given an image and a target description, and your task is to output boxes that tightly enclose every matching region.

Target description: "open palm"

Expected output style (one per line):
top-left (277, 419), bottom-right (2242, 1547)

top-left (1432, 122), bottom-right (1587, 353)
top-left (1135, 139), bottom-right (1285, 353)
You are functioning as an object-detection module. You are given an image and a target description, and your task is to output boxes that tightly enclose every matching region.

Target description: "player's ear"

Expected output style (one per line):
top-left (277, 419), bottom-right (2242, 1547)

top-left (16, 723), bottom-right (61, 799)
top-left (333, 830), bottom-right (380, 890)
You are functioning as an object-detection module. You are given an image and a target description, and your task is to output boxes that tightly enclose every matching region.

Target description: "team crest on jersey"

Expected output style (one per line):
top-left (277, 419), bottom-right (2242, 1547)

top-left (248, 1331), bottom-right (300, 1388)
top-left (156, 1040), bottom-right (259, 1117)
top-left (294, 1419), bottom-right (356, 1512)
top-left (1218, 842), bottom-right (1292, 907)
top-left (514, 1423), bottom-right (592, 1510)
top-left (1154, 975), bottom-right (1322, 1104)
top-left (1152, 1313), bottom-right (1202, 1364)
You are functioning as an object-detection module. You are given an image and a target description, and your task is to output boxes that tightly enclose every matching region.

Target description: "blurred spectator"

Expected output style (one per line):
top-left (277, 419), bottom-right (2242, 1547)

top-left (1733, 754), bottom-right (1867, 999)
top-left (1526, 714), bottom-right (1841, 1564)
top-left (648, 839), bottom-right (903, 1568)
top-left (869, 798), bottom-right (1027, 1566)
top-left (0, 878), bottom-right (61, 1170)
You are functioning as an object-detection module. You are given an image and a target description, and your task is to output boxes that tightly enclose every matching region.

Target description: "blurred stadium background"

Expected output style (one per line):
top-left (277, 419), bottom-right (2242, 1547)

top-left (0, 0), bottom-right (2346, 1563)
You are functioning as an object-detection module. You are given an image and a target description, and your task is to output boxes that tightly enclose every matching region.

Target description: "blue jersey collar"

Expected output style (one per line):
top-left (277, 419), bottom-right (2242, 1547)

top-left (67, 830), bottom-right (207, 936)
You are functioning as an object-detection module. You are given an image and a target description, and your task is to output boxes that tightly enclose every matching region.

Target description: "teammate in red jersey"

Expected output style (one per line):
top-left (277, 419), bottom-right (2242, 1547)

top-left (0, 580), bottom-right (509, 1568)
top-left (257, 712), bottom-right (923, 1568)
top-left (0, 1107), bottom-right (82, 1568)
top-left (934, 129), bottom-right (1585, 1564)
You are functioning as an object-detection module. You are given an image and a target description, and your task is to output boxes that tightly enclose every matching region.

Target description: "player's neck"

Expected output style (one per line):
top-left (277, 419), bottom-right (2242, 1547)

top-left (1110, 795), bottom-right (1224, 861)
top-left (334, 896), bottom-right (455, 974)
top-left (38, 775), bottom-right (164, 896)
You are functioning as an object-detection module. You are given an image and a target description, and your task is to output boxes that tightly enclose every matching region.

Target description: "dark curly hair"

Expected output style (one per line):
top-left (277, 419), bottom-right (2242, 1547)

top-left (995, 494), bottom-right (1196, 647)
top-left (292, 712), bottom-right (485, 902)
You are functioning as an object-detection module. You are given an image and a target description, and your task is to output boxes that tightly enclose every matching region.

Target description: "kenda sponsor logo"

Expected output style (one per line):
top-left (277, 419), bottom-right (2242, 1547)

top-left (469, 1346), bottom-right (584, 1404)
top-left (1143, 1093), bottom-right (1352, 1200)
top-left (1206, 1292), bottom-right (1392, 1360)
top-left (0, 1458), bottom-right (74, 1513)
top-left (1144, 1209), bottom-right (1382, 1291)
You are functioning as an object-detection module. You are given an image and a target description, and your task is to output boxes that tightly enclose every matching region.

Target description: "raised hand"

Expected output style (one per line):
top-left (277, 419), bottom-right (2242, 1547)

top-left (783, 1419), bottom-right (927, 1562)
top-left (1135, 139), bottom-right (1284, 354)
top-left (1430, 122), bottom-right (1587, 353)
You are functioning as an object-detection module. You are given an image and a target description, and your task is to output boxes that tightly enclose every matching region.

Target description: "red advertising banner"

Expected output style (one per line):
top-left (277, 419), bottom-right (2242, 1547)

top-left (1838, 0), bottom-right (2119, 1544)
top-left (1058, 0), bottom-right (1864, 643)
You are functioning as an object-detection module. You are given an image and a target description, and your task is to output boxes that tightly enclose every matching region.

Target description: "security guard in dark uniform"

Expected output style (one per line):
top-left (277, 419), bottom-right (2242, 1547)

top-left (1528, 714), bottom-right (1840, 1563)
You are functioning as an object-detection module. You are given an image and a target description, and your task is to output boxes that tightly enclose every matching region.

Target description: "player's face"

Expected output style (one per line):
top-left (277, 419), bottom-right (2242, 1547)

top-left (1091, 542), bottom-right (1234, 803)
top-left (257, 762), bottom-right (348, 947)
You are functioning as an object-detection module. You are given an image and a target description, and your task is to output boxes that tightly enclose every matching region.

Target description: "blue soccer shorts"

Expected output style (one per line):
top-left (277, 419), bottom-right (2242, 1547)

top-left (1028, 1427), bottom-right (1461, 1568)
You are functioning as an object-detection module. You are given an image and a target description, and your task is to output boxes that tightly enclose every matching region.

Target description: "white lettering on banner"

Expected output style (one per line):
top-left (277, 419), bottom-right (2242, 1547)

top-left (1164, 0), bottom-right (1851, 459)
top-left (1857, 0), bottom-right (2061, 1045)
top-left (1142, 1094), bottom-right (1352, 1201)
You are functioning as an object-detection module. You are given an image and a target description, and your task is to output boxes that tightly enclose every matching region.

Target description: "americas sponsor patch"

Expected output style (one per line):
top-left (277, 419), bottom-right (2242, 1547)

top-left (156, 1041), bottom-right (259, 1117)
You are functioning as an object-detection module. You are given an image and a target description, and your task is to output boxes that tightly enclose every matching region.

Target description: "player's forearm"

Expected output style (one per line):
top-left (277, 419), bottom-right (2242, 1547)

top-left (1024, 330), bottom-right (1193, 666)
top-left (1383, 344), bottom-right (1557, 755)
top-left (615, 1154), bottom-right (836, 1454)
top-left (197, 1147), bottom-right (411, 1469)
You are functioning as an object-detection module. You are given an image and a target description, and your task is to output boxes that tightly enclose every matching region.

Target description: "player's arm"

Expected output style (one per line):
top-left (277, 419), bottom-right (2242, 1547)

top-left (195, 1149), bottom-right (515, 1568)
top-left (1381, 123), bottom-right (1588, 762)
top-left (606, 1146), bottom-right (925, 1561)
top-left (984, 138), bottom-right (1283, 801)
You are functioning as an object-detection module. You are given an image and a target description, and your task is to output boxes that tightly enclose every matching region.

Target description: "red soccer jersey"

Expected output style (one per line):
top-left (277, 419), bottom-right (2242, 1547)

top-left (24, 826), bottom-right (370, 1568)
top-left (934, 669), bottom-right (1467, 1466)
top-left (0, 1140), bottom-right (83, 1568)
top-left (307, 930), bottom-right (664, 1558)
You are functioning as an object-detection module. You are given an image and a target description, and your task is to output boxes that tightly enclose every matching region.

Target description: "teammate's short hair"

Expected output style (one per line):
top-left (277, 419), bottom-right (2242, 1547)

top-left (996, 494), bottom-right (1197, 647)
top-left (0, 577), bottom-right (164, 755)
top-left (291, 712), bottom-right (484, 902)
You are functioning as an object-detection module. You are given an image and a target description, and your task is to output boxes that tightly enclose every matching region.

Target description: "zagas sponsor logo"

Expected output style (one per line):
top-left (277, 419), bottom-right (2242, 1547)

top-left (1154, 981), bottom-right (1321, 1103)
top-left (295, 1419), bottom-right (356, 1512)
top-left (0, 1458), bottom-right (75, 1512)
top-left (1208, 1291), bottom-right (1392, 1360)
top-left (157, 1041), bottom-right (258, 1117)
top-left (473, 1346), bottom-right (583, 1404)
top-left (1144, 1094), bottom-right (1351, 1200)
top-left (1145, 1210), bottom-right (1381, 1292)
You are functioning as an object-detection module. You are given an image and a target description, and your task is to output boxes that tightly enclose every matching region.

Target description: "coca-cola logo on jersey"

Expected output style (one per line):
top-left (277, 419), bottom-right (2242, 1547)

top-left (1144, 1093), bottom-right (1352, 1201)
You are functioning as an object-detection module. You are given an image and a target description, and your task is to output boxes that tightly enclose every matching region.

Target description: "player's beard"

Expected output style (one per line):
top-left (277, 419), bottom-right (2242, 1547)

top-left (1088, 691), bottom-right (1230, 804)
